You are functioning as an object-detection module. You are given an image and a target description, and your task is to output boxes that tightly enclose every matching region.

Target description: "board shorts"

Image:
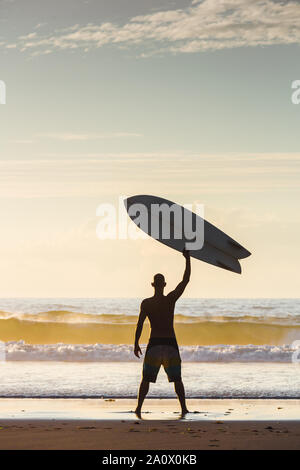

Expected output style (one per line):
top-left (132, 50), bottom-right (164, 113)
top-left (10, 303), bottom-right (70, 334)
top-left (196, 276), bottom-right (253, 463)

top-left (142, 337), bottom-right (182, 383)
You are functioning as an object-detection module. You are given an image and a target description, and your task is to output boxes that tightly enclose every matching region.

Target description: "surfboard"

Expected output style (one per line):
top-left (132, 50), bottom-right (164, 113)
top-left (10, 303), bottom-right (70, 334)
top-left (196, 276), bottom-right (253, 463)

top-left (124, 195), bottom-right (251, 274)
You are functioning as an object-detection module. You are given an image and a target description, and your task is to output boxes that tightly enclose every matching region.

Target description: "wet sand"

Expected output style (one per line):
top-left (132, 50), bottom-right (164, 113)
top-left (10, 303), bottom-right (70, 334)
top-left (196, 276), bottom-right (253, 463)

top-left (0, 398), bottom-right (299, 449)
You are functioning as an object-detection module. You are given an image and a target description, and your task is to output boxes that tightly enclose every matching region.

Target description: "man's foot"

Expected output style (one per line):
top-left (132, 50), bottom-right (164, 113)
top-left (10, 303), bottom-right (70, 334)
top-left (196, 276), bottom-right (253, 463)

top-left (135, 408), bottom-right (142, 418)
top-left (181, 408), bottom-right (189, 417)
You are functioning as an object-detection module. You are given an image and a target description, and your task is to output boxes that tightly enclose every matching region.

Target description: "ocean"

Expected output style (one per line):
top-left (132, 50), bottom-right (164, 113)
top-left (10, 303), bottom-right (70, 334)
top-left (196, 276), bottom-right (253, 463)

top-left (0, 298), bottom-right (299, 398)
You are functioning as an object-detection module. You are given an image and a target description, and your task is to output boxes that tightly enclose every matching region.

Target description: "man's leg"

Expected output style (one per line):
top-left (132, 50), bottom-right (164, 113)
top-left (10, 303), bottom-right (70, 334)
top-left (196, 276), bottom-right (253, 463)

top-left (135, 379), bottom-right (150, 416)
top-left (174, 379), bottom-right (189, 414)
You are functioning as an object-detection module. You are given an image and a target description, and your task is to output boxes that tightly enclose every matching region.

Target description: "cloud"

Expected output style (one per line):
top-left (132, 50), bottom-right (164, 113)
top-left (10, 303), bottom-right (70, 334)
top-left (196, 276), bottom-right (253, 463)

top-left (5, 133), bottom-right (142, 146)
top-left (4, 0), bottom-right (300, 56)
top-left (36, 132), bottom-right (143, 141)
top-left (0, 152), bottom-right (299, 199)
top-left (7, 139), bottom-right (36, 144)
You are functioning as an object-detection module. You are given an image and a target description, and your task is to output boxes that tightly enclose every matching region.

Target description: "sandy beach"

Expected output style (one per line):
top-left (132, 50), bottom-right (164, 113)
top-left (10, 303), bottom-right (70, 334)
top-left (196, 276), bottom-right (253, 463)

top-left (0, 398), bottom-right (299, 450)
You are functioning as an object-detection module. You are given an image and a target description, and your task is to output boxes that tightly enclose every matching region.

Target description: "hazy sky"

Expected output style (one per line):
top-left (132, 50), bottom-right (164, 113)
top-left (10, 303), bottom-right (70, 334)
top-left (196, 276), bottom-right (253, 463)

top-left (0, 0), bottom-right (300, 297)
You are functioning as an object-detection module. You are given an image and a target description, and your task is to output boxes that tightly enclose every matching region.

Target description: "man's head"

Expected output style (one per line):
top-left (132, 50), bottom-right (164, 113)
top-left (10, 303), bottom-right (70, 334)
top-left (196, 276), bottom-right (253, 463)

top-left (151, 273), bottom-right (166, 291)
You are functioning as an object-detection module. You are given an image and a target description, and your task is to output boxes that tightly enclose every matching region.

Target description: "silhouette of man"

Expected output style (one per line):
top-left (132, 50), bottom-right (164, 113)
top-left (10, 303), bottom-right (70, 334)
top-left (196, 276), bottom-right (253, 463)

top-left (134, 248), bottom-right (191, 417)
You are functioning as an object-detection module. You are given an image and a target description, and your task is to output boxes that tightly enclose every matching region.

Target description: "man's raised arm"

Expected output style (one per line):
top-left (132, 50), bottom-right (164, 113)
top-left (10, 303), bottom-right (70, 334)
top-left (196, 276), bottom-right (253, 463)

top-left (168, 249), bottom-right (191, 302)
top-left (134, 300), bottom-right (147, 358)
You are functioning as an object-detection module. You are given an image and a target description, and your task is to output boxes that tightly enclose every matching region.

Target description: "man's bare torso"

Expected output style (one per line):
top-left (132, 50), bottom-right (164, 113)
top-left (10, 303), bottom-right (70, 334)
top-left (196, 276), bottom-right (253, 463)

top-left (143, 294), bottom-right (176, 338)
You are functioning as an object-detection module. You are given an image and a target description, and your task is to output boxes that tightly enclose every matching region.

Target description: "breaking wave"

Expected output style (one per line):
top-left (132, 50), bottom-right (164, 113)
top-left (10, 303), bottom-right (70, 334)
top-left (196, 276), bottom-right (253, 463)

top-left (0, 314), bottom-right (299, 345)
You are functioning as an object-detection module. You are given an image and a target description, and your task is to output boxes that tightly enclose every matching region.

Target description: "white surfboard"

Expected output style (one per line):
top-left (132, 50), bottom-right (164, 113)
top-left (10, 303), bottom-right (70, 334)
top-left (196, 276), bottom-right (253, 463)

top-left (124, 195), bottom-right (251, 274)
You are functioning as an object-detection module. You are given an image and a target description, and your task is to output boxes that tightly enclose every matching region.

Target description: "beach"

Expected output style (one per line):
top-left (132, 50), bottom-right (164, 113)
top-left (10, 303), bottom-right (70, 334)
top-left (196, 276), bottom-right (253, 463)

top-left (0, 298), bottom-right (299, 450)
top-left (0, 398), bottom-right (299, 450)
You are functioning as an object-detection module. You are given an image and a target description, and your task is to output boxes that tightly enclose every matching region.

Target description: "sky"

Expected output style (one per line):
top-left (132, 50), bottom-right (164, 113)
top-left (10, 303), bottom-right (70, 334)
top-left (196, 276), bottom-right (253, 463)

top-left (0, 0), bottom-right (300, 298)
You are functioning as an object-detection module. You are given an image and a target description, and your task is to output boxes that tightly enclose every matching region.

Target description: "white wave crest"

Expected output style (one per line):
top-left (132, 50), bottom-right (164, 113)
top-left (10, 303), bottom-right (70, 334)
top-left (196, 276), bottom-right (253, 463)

top-left (4, 341), bottom-right (300, 363)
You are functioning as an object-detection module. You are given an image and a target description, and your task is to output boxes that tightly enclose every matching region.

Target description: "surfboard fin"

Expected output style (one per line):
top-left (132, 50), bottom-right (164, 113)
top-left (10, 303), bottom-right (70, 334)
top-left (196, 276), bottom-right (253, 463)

top-left (217, 260), bottom-right (242, 274)
top-left (228, 240), bottom-right (251, 259)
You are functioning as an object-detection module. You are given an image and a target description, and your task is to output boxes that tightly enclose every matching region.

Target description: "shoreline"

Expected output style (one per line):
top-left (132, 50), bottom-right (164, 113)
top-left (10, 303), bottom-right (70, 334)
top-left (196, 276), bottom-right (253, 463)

top-left (0, 397), bottom-right (299, 421)
top-left (0, 399), bottom-right (299, 449)
top-left (0, 395), bottom-right (299, 399)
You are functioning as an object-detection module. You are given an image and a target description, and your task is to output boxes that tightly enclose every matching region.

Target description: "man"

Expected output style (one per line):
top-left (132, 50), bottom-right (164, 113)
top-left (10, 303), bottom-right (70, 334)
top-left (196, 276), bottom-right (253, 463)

top-left (134, 248), bottom-right (191, 417)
